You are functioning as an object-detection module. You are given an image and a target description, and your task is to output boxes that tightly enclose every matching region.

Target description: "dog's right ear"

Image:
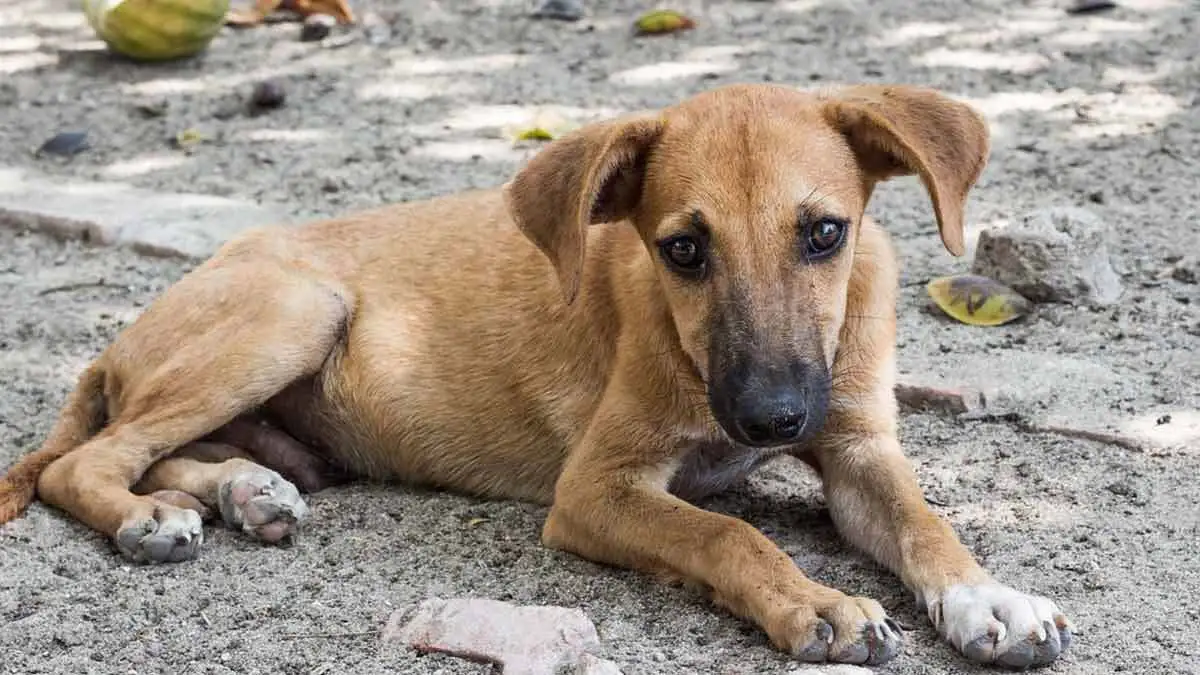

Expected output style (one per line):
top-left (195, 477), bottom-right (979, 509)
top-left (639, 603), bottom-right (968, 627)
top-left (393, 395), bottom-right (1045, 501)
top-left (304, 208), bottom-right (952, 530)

top-left (503, 115), bottom-right (665, 304)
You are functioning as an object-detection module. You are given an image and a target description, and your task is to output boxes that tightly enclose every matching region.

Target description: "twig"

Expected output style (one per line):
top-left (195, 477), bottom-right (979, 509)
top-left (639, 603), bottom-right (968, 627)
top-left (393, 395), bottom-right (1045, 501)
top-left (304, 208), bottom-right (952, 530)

top-left (280, 630), bottom-right (377, 640)
top-left (1022, 424), bottom-right (1145, 452)
top-left (200, 611), bottom-right (212, 628)
top-left (37, 280), bottom-right (127, 296)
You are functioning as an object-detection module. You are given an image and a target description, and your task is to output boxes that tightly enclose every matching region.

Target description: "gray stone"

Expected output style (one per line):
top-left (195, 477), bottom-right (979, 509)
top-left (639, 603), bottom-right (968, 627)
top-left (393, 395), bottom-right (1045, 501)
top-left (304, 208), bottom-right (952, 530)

top-left (383, 597), bottom-right (603, 675)
top-left (971, 206), bottom-right (1124, 306)
top-left (530, 0), bottom-right (585, 21)
top-left (0, 166), bottom-right (289, 261)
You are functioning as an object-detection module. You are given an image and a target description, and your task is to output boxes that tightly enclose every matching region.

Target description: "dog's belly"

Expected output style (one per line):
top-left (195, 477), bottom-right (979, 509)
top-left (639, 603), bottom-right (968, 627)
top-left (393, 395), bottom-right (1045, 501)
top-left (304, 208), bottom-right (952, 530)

top-left (262, 342), bottom-right (589, 505)
top-left (668, 442), bottom-right (781, 503)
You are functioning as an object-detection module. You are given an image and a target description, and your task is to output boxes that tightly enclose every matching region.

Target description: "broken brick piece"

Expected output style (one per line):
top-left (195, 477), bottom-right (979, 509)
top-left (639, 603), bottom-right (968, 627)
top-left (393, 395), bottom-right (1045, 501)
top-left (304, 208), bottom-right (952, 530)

top-left (894, 380), bottom-right (985, 416)
top-left (383, 597), bottom-right (602, 675)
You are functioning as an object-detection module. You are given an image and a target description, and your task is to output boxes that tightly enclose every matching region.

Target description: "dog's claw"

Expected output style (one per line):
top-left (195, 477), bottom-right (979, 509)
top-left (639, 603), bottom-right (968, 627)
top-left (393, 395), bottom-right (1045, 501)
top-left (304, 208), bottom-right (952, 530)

top-left (116, 505), bottom-right (203, 564)
top-left (794, 620), bottom-right (834, 662)
top-left (788, 599), bottom-right (903, 666)
top-left (217, 468), bottom-right (309, 543)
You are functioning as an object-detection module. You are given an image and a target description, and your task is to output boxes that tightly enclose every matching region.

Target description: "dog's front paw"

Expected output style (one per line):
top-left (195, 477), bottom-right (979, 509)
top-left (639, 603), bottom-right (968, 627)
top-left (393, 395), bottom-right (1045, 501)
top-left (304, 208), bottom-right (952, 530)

top-left (771, 594), bottom-right (904, 666)
top-left (930, 583), bottom-right (1073, 668)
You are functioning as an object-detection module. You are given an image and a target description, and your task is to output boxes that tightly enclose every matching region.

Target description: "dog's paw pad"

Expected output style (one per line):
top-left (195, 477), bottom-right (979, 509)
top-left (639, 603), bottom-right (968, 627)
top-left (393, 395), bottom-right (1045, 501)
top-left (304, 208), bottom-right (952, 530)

top-left (116, 505), bottom-right (203, 564)
top-left (218, 468), bottom-right (310, 543)
top-left (934, 583), bottom-right (1073, 668)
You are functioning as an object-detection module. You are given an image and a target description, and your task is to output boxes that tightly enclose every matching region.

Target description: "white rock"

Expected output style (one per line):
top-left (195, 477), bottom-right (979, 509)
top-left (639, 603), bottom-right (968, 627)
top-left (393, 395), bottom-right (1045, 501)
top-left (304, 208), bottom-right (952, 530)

top-left (972, 206), bottom-right (1124, 306)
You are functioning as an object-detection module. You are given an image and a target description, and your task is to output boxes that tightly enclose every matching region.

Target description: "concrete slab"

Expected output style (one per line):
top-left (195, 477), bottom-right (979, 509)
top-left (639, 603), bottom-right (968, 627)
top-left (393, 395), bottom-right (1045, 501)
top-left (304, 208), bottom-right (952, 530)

top-left (0, 166), bottom-right (290, 261)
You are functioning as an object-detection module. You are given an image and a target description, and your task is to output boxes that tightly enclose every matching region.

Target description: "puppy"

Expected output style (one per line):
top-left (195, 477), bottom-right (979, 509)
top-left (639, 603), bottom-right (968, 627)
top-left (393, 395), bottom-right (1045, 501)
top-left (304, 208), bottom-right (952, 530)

top-left (0, 83), bottom-right (1073, 668)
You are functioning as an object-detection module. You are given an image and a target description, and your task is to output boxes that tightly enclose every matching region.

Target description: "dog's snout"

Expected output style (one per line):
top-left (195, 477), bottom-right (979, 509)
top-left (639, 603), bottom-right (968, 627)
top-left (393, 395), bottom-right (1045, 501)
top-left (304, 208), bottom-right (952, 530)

top-left (733, 391), bottom-right (806, 446)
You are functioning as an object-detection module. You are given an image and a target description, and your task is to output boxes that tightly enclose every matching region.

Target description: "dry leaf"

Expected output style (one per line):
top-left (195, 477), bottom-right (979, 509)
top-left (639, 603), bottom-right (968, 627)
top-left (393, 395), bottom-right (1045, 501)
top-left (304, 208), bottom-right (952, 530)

top-left (634, 9), bottom-right (696, 36)
top-left (926, 274), bottom-right (1032, 327)
top-left (466, 517), bottom-right (489, 528)
top-left (226, 0), bottom-right (354, 26)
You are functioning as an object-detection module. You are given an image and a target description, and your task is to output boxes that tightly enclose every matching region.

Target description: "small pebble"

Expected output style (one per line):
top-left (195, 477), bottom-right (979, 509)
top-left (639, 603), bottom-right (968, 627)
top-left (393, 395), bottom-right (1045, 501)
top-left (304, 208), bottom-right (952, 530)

top-left (35, 130), bottom-right (90, 158)
top-left (1066, 0), bottom-right (1117, 15)
top-left (249, 80), bottom-right (287, 112)
top-left (530, 0), bottom-right (585, 21)
top-left (134, 99), bottom-right (168, 118)
top-left (300, 13), bottom-right (337, 42)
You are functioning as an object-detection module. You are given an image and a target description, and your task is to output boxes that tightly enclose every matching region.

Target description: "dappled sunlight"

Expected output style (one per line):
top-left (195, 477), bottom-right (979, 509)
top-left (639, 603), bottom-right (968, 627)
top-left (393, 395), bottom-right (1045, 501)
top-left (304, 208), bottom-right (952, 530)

top-left (610, 41), bottom-right (763, 87)
top-left (610, 60), bottom-right (737, 87)
top-left (960, 90), bottom-right (1080, 118)
top-left (913, 47), bottom-right (1050, 74)
top-left (386, 52), bottom-right (533, 77)
top-left (357, 78), bottom-right (476, 102)
top-left (1103, 63), bottom-right (1177, 86)
top-left (1121, 0), bottom-right (1184, 7)
top-left (1119, 410), bottom-right (1200, 452)
top-left (100, 154), bottom-right (190, 179)
top-left (0, 34), bottom-right (41, 53)
top-left (959, 83), bottom-right (1178, 142)
top-left (408, 102), bottom-right (622, 138)
top-left (1049, 18), bottom-right (1153, 47)
top-left (1064, 87), bottom-right (1181, 140)
top-left (410, 139), bottom-right (529, 163)
top-left (948, 496), bottom-right (1086, 530)
top-left (869, 21), bottom-right (960, 48)
top-left (0, 51), bottom-right (56, 74)
top-left (237, 128), bottom-right (337, 143)
top-left (14, 10), bottom-right (83, 31)
top-left (777, 0), bottom-right (829, 14)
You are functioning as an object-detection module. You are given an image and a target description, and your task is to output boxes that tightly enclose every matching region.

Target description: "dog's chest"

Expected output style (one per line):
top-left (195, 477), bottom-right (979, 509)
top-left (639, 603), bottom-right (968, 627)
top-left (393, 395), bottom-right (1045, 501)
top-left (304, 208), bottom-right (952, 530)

top-left (668, 442), bottom-right (779, 503)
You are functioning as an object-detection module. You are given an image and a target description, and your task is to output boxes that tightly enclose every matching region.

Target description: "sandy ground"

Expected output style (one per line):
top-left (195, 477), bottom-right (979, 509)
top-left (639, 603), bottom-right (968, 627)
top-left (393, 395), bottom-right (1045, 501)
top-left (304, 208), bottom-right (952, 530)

top-left (2, 0), bottom-right (1199, 673)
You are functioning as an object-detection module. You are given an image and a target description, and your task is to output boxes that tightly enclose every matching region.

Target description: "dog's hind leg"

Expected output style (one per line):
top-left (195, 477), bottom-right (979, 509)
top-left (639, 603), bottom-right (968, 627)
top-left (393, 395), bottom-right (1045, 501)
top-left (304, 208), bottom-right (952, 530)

top-left (135, 442), bottom-right (309, 544)
top-left (35, 251), bottom-right (350, 564)
top-left (203, 414), bottom-right (349, 494)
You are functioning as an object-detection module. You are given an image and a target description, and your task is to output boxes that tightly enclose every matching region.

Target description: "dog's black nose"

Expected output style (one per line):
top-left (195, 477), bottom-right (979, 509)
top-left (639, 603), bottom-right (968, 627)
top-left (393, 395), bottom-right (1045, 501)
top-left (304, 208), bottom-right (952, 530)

top-left (734, 394), bottom-right (806, 446)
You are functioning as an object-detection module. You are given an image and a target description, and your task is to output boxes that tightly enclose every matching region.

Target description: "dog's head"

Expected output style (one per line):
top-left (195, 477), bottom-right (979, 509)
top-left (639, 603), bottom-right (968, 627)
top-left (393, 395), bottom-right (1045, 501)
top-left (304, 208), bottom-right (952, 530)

top-left (504, 84), bottom-right (989, 448)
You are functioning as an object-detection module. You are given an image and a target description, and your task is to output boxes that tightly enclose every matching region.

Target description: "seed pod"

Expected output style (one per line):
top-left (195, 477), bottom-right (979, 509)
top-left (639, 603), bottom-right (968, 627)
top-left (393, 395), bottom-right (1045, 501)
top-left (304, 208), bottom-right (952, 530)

top-left (82, 0), bottom-right (231, 62)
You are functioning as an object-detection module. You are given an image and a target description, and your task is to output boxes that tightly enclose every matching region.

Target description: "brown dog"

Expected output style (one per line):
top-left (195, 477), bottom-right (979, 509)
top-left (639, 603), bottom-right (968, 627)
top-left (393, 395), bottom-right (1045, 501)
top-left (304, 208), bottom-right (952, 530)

top-left (0, 83), bottom-right (1073, 668)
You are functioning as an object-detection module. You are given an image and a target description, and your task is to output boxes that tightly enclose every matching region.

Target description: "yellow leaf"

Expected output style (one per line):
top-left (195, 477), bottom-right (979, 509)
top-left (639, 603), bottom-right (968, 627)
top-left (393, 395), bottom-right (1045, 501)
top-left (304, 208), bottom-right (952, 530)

top-left (466, 517), bottom-right (489, 527)
top-left (502, 110), bottom-right (580, 144)
top-left (172, 128), bottom-right (208, 152)
top-left (926, 274), bottom-right (1032, 327)
top-left (634, 9), bottom-right (696, 36)
top-left (515, 127), bottom-right (556, 141)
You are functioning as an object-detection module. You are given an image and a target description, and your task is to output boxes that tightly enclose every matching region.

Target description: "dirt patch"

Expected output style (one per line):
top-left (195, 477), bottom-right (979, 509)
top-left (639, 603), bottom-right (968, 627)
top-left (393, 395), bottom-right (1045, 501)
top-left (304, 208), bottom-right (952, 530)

top-left (1, 0), bottom-right (1198, 673)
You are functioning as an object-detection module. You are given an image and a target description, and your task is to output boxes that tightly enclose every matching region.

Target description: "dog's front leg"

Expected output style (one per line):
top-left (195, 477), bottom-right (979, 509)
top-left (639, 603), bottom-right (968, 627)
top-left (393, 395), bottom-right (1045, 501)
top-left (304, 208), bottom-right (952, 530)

top-left (542, 379), bottom-right (904, 666)
top-left (809, 428), bottom-right (1075, 668)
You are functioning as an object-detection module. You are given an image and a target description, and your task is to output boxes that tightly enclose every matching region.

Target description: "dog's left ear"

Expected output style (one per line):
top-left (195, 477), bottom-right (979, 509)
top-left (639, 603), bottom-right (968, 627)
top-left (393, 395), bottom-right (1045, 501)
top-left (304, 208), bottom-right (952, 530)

top-left (503, 114), bottom-right (665, 304)
top-left (821, 85), bottom-right (991, 256)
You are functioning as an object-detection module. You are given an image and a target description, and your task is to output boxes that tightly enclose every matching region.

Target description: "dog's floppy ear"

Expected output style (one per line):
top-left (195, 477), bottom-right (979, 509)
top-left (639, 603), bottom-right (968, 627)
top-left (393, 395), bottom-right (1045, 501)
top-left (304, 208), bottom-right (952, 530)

top-left (821, 85), bottom-right (991, 256)
top-left (503, 114), bottom-right (665, 304)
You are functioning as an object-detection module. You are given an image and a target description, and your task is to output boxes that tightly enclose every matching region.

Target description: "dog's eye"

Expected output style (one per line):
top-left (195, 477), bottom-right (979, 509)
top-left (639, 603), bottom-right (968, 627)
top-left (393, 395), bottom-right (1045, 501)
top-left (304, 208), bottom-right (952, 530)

top-left (659, 235), bottom-right (707, 276)
top-left (806, 218), bottom-right (848, 259)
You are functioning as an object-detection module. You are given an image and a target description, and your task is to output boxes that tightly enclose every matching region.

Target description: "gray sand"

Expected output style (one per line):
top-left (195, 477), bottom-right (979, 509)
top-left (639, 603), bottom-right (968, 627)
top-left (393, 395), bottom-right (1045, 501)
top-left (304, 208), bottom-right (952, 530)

top-left (1, 0), bottom-right (1198, 673)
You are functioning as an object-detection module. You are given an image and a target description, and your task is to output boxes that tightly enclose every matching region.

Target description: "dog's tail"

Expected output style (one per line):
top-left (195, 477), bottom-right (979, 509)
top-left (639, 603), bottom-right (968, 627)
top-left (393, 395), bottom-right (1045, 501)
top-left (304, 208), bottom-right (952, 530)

top-left (0, 362), bottom-right (108, 524)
